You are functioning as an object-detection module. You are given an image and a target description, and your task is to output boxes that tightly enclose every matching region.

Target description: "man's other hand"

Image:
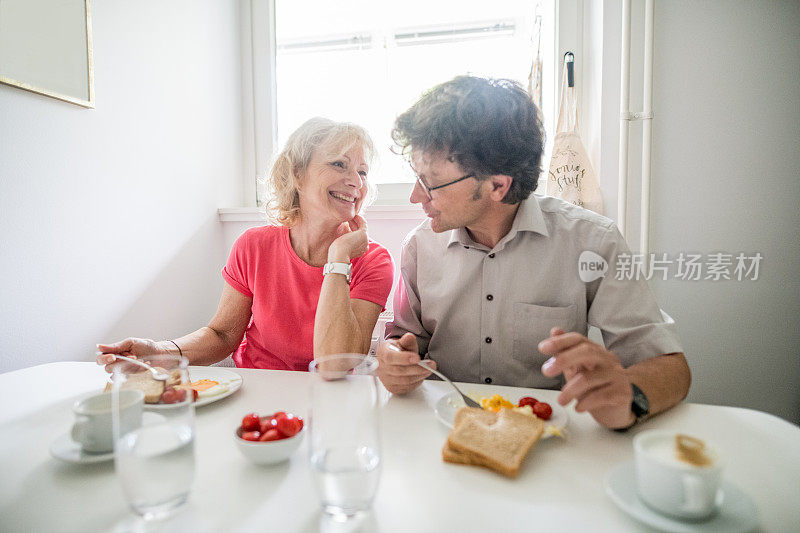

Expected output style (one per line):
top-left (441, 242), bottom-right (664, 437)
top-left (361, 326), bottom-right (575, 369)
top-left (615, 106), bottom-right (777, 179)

top-left (540, 327), bottom-right (636, 429)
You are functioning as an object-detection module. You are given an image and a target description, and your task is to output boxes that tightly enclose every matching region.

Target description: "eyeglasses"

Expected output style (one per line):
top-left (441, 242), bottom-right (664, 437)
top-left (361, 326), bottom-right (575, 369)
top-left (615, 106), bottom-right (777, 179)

top-left (415, 172), bottom-right (475, 200)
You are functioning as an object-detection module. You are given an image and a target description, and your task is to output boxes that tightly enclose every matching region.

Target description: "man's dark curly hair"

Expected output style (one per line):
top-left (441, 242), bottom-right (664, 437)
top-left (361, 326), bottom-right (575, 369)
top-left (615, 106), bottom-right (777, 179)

top-left (392, 75), bottom-right (545, 204)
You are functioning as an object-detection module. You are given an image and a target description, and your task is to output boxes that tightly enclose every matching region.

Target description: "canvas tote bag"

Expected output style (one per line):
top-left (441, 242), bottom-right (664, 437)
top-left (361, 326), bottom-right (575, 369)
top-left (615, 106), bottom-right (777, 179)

top-left (545, 53), bottom-right (604, 214)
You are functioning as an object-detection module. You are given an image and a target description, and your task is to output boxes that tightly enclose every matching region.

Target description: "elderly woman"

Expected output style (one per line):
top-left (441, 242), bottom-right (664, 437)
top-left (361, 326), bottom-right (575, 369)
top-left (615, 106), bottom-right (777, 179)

top-left (97, 118), bottom-right (394, 371)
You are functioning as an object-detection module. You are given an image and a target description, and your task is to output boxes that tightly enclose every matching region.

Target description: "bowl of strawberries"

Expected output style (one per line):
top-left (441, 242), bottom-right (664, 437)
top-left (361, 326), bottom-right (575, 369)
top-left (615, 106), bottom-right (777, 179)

top-left (234, 411), bottom-right (305, 465)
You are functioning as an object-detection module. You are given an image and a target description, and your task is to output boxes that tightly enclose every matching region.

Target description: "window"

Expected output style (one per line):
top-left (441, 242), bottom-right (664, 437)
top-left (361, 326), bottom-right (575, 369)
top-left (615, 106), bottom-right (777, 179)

top-left (236, 0), bottom-right (563, 210)
top-left (271, 0), bottom-right (557, 202)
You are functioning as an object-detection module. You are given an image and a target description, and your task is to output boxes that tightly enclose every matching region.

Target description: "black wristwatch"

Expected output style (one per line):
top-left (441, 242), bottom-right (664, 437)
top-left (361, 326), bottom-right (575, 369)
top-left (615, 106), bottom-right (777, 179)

top-left (631, 383), bottom-right (650, 421)
top-left (614, 383), bottom-right (650, 432)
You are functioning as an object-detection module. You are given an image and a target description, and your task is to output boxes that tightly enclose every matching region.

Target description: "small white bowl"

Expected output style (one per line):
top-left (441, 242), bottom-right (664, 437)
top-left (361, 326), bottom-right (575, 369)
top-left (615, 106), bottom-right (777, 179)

top-left (234, 425), bottom-right (305, 465)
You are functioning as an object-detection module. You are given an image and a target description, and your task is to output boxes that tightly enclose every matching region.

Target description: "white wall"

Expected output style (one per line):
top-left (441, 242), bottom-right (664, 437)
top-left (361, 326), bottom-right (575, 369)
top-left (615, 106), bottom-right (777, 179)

top-left (0, 0), bottom-right (244, 372)
top-left (596, 0), bottom-right (800, 424)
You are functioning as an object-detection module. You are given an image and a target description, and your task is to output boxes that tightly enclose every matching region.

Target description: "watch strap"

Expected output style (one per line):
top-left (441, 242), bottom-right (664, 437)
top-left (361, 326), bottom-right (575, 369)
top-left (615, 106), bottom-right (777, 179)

top-left (323, 262), bottom-right (351, 284)
top-left (613, 382), bottom-right (650, 432)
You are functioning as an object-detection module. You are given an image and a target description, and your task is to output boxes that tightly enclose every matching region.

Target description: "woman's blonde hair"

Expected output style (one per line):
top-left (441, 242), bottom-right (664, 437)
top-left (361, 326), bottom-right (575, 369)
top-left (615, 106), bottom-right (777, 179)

top-left (265, 117), bottom-right (376, 227)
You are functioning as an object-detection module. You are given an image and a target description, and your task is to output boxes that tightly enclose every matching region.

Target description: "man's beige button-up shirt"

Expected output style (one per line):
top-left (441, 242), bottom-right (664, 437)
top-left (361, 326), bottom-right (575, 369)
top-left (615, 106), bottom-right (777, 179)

top-left (385, 194), bottom-right (684, 389)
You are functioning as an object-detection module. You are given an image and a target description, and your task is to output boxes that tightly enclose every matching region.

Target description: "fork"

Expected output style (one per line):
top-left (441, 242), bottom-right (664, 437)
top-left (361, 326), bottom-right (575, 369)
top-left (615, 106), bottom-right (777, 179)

top-left (416, 360), bottom-right (482, 408)
top-left (386, 344), bottom-right (481, 408)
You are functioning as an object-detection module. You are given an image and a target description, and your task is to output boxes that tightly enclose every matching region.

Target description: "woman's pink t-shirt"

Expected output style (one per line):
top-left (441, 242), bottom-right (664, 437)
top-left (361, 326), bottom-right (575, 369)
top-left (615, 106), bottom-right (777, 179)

top-left (221, 225), bottom-right (394, 371)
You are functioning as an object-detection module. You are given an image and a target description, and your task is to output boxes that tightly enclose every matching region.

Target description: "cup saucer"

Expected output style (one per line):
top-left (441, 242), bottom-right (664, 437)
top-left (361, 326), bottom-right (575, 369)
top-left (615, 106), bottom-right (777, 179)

top-left (50, 412), bottom-right (164, 464)
top-left (604, 461), bottom-right (758, 533)
top-left (50, 433), bottom-right (114, 464)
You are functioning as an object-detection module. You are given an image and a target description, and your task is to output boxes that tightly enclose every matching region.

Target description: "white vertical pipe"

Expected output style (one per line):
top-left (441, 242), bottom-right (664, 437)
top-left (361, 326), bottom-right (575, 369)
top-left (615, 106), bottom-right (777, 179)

top-left (640, 0), bottom-right (655, 259)
top-left (240, 1), bottom-right (257, 207)
top-left (617, 0), bottom-right (631, 238)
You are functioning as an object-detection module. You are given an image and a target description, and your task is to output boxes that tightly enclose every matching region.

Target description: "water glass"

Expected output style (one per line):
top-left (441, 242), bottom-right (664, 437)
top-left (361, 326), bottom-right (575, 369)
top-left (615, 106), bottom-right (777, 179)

top-left (308, 354), bottom-right (381, 520)
top-left (112, 354), bottom-right (195, 521)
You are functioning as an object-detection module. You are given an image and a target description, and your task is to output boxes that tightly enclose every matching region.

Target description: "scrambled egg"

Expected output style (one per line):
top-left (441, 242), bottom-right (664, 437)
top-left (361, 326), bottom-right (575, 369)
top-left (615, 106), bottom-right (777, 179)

top-left (180, 378), bottom-right (230, 399)
top-left (480, 394), bottom-right (515, 412)
top-left (480, 393), bottom-right (566, 439)
top-left (513, 404), bottom-right (534, 416)
top-left (544, 425), bottom-right (565, 438)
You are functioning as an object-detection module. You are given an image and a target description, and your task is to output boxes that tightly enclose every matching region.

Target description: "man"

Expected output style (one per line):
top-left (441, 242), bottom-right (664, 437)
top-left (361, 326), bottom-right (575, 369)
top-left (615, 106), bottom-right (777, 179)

top-left (377, 76), bottom-right (690, 430)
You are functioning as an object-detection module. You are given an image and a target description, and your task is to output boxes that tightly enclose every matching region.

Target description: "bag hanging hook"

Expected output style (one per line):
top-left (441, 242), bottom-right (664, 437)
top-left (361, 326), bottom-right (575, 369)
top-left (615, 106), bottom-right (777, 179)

top-left (564, 51), bottom-right (575, 88)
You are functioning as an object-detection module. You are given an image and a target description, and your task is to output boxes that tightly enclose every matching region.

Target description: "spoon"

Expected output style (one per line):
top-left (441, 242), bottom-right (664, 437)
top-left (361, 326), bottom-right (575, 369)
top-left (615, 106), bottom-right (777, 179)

top-left (109, 355), bottom-right (171, 381)
top-left (386, 344), bottom-right (480, 408)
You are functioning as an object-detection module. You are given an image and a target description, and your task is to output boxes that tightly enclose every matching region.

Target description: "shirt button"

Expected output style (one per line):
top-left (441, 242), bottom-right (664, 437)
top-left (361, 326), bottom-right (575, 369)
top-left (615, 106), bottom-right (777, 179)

top-left (485, 377), bottom-right (492, 384)
top-left (486, 294), bottom-right (493, 301)
top-left (488, 253), bottom-right (495, 258)
top-left (485, 337), bottom-right (492, 344)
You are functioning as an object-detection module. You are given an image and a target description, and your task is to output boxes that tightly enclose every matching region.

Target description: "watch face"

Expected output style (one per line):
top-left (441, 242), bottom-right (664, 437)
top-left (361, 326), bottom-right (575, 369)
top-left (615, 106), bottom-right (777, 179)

top-left (632, 384), bottom-right (650, 418)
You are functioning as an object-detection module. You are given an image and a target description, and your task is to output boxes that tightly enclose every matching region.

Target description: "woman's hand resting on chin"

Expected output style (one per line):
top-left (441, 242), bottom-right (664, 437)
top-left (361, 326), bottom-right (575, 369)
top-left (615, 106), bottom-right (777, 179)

top-left (328, 215), bottom-right (369, 263)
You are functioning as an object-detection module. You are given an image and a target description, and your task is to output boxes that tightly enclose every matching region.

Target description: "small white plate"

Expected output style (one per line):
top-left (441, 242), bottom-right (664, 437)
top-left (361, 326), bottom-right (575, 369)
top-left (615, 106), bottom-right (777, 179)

top-left (604, 461), bottom-right (758, 533)
top-left (50, 412), bottom-right (164, 464)
top-left (146, 367), bottom-right (243, 410)
top-left (434, 390), bottom-right (568, 439)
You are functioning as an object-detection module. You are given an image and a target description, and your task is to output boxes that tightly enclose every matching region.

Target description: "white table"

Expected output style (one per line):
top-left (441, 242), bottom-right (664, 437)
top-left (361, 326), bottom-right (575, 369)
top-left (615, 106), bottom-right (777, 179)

top-left (0, 362), bottom-right (798, 532)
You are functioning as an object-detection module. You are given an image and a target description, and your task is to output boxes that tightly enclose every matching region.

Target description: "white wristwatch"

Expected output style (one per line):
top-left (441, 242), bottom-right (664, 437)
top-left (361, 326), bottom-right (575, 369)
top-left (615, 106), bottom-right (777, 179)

top-left (323, 262), bottom-right (352, 284)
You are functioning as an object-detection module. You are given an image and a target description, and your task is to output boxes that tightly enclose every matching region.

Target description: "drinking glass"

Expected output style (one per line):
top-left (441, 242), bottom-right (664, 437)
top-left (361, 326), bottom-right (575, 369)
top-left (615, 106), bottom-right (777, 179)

top-left (308, 354), bottom-right (381, 520)
top-left (112, 354), bottom-right (195, 521)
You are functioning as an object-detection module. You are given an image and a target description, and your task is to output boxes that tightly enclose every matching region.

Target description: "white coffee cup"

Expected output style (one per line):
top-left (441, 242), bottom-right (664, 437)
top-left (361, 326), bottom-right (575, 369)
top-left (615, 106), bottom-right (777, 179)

top-left (633, 430), bottom-right (724, 520)
top-left (71, 390), bottom-right (144, 453)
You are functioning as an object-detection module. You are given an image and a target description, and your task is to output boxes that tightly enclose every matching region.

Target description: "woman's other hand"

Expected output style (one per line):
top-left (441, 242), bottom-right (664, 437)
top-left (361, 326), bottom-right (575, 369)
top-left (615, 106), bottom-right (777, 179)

top-left (95, 338), bottom-right (171, 373)
top-left (328, 215), bottom-right (369, 263)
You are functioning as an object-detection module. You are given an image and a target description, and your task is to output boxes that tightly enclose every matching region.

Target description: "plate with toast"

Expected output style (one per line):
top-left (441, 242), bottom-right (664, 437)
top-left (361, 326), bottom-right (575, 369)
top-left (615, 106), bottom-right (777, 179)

top-left (105, 367), bottom-right (242, 409)
top-left (435, 390), bottom-right (568, 439)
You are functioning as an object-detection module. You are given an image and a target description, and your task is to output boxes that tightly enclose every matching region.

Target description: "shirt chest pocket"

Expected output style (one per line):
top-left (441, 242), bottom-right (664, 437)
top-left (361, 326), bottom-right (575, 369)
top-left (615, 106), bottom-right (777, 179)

top-left (512, 302), bottom-right (577, 365)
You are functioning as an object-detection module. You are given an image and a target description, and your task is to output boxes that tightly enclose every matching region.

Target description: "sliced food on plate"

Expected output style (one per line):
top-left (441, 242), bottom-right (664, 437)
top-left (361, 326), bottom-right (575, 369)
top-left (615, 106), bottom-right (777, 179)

top-left (104, 367), bottom-right (183, 403)
top-left (443, 407), bottom-right (545, 478)
top-left (104, 366), bottom-right (242, 407)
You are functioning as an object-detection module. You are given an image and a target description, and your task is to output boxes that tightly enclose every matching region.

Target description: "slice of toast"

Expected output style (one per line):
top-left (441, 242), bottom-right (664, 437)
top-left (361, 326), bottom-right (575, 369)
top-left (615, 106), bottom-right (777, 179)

top-left (443, 408), bottom-right (492, 466)
top-left (442, 441), bottom-right (483, 465)
top-left (105, 370), bottom-right (165, 403)
top-left (453, 406), bottom-right (497, 427)
top-left (442, 407), bottom-right (516, 468)
top-left (163, 368), bottom-right (182, 388)
top-left (446, 407), bottom-right (545, 477)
